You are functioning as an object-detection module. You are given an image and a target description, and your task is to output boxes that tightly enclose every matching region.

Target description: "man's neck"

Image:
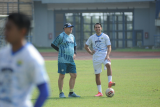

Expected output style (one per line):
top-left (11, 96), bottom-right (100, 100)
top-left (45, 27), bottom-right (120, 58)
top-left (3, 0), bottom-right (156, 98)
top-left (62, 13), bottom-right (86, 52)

top-left (96, 32), bottom-right (102, 36)
top-left (12, 40), bottom-right (26, 52)
top-left (64, 31), bottom-right (70, 36)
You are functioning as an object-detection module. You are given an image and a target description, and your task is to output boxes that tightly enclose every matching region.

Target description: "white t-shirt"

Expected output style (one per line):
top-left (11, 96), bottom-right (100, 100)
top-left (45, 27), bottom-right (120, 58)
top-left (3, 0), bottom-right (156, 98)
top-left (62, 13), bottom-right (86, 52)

top-left (0, 43), bottom-right (48, 107)
top-left (86, 33), bottom-right (111, 58)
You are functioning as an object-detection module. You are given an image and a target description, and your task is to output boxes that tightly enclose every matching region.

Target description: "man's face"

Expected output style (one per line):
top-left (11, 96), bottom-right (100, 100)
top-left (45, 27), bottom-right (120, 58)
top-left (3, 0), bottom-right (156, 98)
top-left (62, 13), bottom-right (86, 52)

top-left (64, 27), bottom-right (73, 34)
top-left (94, 24), bottom-right (102, 34)
top-left (5, 20), bottom-right (25, 44)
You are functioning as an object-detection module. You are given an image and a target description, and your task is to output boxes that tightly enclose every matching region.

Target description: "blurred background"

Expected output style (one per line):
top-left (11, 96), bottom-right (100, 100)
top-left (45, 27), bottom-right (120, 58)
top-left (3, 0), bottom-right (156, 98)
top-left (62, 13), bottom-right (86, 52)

top-left (0, 0), bottom-right (160, 50)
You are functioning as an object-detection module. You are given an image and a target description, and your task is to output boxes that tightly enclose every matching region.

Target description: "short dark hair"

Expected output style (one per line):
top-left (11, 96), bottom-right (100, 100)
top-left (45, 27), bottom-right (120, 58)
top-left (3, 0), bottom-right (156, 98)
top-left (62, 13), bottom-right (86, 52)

top-left (94, 23), bottom-right (102, 28)
top-left (8, 13), bottom-right (31, 35)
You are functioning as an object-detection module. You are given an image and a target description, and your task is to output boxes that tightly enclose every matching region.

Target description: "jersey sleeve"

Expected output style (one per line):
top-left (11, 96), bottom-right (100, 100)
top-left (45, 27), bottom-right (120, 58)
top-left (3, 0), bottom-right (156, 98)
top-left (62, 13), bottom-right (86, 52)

top-left (105, 35), bottom-right (111, 46)
top-left (86, 36), bottom-right (92, 46)
top-left (30, 58), bottom-right (49, 85)
top-left (52, 34), bottom-right (63, 46)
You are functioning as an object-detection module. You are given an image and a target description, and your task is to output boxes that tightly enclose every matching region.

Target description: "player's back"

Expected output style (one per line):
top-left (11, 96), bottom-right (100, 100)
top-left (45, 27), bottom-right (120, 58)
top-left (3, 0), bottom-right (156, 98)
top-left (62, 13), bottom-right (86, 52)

top-left (0, 43), bottom-right (48, 107)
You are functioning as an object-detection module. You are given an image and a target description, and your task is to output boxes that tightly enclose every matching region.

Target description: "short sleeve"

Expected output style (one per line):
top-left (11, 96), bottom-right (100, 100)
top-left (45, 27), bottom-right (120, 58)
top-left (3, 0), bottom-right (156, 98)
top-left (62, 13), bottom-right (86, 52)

top-left (52, 34), bottom-right (63, 46)
top-left (105, 35), bottom-right (111, 46)
top-left (30, 59), bottom-right (49, 85)
top-left (86, 36), bottom-right (92, 46)
top-left (74, 36), bottom-right (77, 46)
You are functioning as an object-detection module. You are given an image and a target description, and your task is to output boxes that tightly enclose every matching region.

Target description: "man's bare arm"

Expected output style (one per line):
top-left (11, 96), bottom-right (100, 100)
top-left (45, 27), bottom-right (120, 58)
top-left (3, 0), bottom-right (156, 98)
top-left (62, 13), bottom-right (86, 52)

top-left (84, 44), bottom-right (95, 55)
top-left (105, 45), bottom-right (111, 61)
top-left (107, 45), bottom-right (111, 57)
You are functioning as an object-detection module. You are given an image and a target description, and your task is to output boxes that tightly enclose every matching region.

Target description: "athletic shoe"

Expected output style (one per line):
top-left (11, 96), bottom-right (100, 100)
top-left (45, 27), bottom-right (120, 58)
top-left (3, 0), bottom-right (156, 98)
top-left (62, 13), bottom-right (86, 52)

top-left (59, 92), bottom-right (66, 98)
top-left (108, 81), bottom-right (116, 88)
top-left (68, 92), bottom-right (80, 97)
top-left (94, 92), bottom-right (103, 97)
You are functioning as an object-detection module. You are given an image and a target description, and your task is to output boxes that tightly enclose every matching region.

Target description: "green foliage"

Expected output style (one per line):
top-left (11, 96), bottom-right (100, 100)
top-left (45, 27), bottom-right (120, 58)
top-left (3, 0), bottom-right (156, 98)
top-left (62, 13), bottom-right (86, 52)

top-left (32, 59), bottom-right (160, 107)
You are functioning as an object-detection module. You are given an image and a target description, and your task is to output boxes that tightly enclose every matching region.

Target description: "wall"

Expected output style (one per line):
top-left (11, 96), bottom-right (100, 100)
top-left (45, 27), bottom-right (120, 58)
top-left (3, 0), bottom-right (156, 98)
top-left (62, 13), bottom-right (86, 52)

top-left (149, 2), bottom-right (156, 45)
top-left (47, 2), bottom-right (150, 10)
top-left (33, 1), bottom-right (54, 47)
top-left (33, 1), bottom-right (156, 47)
top-left (134, 2), bottom-right (155, 46)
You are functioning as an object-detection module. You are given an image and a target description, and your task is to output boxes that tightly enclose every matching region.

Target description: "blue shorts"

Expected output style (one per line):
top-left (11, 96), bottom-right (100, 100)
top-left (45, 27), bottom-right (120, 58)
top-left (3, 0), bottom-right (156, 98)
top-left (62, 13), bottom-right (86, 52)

top-left (58, 63), bottom-right (76, 74)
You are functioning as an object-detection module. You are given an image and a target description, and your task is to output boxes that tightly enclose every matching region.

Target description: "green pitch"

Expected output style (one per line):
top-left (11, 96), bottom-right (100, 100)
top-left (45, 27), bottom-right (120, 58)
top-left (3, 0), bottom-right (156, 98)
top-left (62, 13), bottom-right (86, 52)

top-left (32, 59), bottom-right (160, 107)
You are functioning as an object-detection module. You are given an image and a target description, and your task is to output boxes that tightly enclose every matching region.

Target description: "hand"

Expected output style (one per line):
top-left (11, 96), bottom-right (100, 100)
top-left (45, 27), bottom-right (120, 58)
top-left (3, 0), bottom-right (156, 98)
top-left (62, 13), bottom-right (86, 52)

top-left (90, 50), bottom-right (95, 55)
top-left (73, 54), bottom-right (76, 60)
top-left (105, 56), bottom-right (111, 62)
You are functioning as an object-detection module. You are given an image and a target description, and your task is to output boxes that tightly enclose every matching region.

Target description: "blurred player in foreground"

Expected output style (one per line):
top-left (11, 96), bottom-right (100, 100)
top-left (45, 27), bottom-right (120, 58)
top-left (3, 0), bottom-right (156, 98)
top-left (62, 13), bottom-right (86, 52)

top-left (84, 23), bottom-right (115, 97)
top-left (51, 23), bottom-right (80, 98)
top-left (0, 13), bottom-right (49, 107)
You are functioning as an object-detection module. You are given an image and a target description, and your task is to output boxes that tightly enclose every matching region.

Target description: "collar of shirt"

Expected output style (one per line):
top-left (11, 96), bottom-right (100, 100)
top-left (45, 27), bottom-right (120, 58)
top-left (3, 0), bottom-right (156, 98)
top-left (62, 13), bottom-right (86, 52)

top-left (96, 33), bottom-right (103, 37)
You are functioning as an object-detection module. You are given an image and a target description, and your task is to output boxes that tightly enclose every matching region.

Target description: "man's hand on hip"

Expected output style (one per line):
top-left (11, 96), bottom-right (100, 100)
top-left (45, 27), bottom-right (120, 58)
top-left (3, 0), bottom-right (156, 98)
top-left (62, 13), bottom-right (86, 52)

top-left (90, 50), bottom-right (95, 55)
top-left (105, 56), bottom-right (111, 62)
top-left (73, 54), bottom-right (76, 60)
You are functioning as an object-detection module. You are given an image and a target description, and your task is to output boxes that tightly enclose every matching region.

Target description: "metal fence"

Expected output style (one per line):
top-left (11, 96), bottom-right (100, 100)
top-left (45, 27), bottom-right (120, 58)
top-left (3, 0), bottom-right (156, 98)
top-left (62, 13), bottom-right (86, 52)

top-left (0, 0), bottom-right (33, 48)
top-left (154, 35), bottom-right (160, 48)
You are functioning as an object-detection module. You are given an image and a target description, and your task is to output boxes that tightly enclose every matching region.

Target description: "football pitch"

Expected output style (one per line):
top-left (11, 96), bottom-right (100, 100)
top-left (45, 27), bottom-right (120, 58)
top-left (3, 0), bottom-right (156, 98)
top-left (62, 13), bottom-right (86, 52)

top-left (32, 59), bottom-right (160, 107)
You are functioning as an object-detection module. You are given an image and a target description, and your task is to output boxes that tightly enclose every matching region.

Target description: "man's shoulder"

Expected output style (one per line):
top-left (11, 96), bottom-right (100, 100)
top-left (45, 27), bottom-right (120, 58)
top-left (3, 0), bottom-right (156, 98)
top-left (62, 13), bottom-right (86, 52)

top-left (24, 44), bottom-right (44, 64)
top-left (89, 34), bottom-right (96, 39)
top-left (0, 44), bottom-right (11, 54)
top-left (55, 32), bottom-right (65, 40)
top-left (102, 33), bottom-right (110, 39)
top-left (59, 32), bottom-right (65, 37)
top-left (70, 33), bottom-right (75, 37)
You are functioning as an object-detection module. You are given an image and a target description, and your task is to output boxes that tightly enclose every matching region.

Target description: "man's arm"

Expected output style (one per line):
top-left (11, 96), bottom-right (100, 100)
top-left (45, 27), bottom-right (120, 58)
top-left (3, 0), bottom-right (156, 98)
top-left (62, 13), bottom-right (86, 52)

top-left (84, 44), bottom-right (95, 55)
top-left (51, 34), bottom-right (62, 51)
top-left (34, 82), bottom-right (49, 107)
top-left (51, 43), bottom-right (59, 51)
top-left (73, 46), bottom-right (77, 59)
top-left (74, 46), bottom-right (77, 54)
top-left (105, 45), bottom-right (111, 61)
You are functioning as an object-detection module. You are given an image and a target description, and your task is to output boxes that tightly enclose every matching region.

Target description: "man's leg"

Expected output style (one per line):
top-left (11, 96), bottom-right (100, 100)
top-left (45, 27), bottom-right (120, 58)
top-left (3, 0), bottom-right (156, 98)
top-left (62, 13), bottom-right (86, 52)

top-left (58, 73), bottom-right (65, 92)
top-left (105, 63), bottom-right (115, 88)
top-left (95, 73), bottom-right (102, 93)
top-left (95, 73), bottom-right (101, 85)
top-left (68, 64), bottom-right (80, 97)
top-left (69, 73), bottom-right (77, 93)
top-left (58, 63), bottom-right (66, 98)
top-left (93, 61), bottom-right (103, 96)
top-left (58, 73), bottom-right (66, 98)
top-left (94, 73), bottom-right (103, 96)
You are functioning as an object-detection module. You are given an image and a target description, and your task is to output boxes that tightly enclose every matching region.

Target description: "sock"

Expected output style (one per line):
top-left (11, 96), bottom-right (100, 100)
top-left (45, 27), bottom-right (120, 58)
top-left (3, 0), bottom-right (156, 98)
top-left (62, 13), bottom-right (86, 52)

top-left (59, 90), bottom-right (62, 94)
top-left (69, 89), bottom-right (74, 94)
top-left (97, 85), bottom-right (102, 93)
top-left (108, 75), bottom-right (112, 83)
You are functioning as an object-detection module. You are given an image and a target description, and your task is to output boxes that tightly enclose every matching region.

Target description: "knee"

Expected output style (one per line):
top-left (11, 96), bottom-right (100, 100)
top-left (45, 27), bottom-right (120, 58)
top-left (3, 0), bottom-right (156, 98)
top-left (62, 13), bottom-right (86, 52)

top-left (59, 74), bottom-right (65, 80)
top-left (106, 63), bottom-right (111, 68)
top-left (71, 73), bottom-right (77, 79)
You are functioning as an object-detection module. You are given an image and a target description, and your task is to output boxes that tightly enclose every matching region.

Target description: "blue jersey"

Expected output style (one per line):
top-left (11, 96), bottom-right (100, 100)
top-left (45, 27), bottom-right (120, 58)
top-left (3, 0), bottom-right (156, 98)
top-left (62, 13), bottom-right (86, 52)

top-left (52, 32), bottom-right (77, 65)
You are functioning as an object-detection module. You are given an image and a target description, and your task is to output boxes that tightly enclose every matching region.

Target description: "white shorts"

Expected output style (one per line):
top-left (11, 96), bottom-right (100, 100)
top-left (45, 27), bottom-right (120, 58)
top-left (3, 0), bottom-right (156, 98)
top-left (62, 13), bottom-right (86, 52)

top-left (92, 55), bottom-right (111, 74)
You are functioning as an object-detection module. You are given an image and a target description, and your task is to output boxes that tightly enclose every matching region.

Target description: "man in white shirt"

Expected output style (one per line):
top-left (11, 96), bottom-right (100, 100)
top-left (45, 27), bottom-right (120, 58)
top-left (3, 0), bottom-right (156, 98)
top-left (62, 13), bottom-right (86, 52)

top-left (84, 23), bottom-right (115, 97)
top-left (0, 13), bottom-right (49, 107)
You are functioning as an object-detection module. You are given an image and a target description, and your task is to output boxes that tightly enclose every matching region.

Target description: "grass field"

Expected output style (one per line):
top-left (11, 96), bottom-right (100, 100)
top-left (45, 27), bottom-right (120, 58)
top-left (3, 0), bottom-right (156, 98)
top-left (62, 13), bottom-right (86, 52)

top-left (32, 59), bottom-right (160, 107)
